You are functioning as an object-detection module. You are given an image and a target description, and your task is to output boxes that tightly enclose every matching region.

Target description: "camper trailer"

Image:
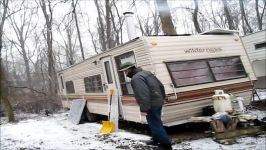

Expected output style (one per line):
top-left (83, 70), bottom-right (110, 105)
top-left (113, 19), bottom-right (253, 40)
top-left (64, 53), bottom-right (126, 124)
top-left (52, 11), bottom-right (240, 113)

top-left (57, 29), bottom-right (256, 126)
top-left (241, 30), bottom-right (266, 89)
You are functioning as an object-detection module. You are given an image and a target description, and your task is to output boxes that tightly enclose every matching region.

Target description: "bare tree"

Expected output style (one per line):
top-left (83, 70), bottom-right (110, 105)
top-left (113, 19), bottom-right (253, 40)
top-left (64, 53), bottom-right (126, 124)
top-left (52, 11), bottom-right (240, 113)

top-left (39, 0), bottom-right (58, 95)
top-left (0, 0), bottom-right (15, 122)
top-left (255, 0), bottom-right (266, 30)
top-left (8, 3), bottom-right (37, 87)
top-left (65, 26), bottom-right (76, 65)
top-left (88, 27), bottom-right (99, 54)
top-left (105, 0), bottom-right (112, 49)
top-left (239, 0), bottom-right (253, 34)
top-left (57, 24), bottom-right (76, 66)
top-left (193, 0), bottom-right (202, 33)
top-left (155, 0), bottom-right (176, 35)
top-left (94, 0), bottom-right (106, 51)
top-left (222, 0), bottom-right (236, 30)
top-left (0, 0), bottom-right (9, 62)
top-left (72, 0), bottom-right (85, 60)
top-left (112, 0), bottom-right (123, 44)
top-left (132, 1), bottom-right (160, 36)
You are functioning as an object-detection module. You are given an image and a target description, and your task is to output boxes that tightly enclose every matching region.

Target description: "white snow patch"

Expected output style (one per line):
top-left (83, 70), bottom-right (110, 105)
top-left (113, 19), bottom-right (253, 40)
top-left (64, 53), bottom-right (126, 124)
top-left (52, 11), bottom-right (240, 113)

top-left (1, 111), bottom-right (265, 150)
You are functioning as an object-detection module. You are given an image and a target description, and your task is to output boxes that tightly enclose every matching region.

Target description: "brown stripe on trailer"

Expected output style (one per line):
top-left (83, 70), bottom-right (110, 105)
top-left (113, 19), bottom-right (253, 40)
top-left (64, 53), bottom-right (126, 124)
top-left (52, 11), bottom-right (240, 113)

top-left (62, 95), bottom-right (108, 104)
top-left (165, 81), bottom-right (254, 105)
top-left (121, 96), bottom-right (138, 105)
top-left (120, 81), bottom-right (254, 106)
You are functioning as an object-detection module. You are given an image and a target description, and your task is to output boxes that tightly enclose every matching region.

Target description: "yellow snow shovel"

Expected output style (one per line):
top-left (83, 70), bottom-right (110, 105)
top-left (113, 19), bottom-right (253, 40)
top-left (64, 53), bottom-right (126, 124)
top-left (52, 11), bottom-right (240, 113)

top-left (100, 88), bottom-right (116, 134)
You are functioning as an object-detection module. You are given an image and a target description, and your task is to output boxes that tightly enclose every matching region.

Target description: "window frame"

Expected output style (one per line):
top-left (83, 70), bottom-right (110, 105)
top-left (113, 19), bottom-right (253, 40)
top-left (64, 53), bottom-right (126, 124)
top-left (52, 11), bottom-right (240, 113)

top-left (254, 41), bottom-right (266, 50)
top-left (166, 56), bottom-right (247, 88)
top-left (114, 51), bottom-right (136, 95)
top-left (84, 75), bottom-right (103, 93)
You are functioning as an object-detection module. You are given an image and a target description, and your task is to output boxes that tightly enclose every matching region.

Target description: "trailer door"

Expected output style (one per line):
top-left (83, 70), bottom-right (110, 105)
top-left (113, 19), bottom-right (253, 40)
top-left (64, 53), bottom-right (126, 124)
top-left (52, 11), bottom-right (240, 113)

top-left (101, 56), bottom-right (121, 124)
top-left (101, 56), bottom-right (117, 91)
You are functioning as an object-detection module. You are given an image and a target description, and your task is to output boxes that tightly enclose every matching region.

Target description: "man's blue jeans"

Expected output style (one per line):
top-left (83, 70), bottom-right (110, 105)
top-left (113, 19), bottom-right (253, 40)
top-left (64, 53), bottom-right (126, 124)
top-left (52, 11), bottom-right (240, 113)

top-left (146, 107), bottom-right (171, 145)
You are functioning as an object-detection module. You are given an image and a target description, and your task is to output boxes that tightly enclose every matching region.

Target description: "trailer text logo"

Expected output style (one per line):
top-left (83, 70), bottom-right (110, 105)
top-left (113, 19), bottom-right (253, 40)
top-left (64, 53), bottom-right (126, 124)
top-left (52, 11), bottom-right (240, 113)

top-left (184, 47), bottom-right (222, 53)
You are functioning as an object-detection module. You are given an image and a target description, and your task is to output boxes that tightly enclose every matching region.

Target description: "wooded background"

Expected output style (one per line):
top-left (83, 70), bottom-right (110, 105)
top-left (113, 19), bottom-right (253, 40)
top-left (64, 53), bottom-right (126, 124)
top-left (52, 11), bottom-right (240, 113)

top-left (0, 0), bottom-right (265, 121)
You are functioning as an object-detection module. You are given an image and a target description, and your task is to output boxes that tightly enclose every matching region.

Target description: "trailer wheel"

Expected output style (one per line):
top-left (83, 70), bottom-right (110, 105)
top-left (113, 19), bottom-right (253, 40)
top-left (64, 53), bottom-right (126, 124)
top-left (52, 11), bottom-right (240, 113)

top-left (85, 109), bottom-right (97, 122)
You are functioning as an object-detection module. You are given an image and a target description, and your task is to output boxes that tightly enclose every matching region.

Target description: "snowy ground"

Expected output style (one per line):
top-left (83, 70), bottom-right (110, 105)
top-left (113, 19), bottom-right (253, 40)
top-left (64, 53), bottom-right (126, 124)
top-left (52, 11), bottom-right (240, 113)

top-left (1, 110), bottom-right (265, 150)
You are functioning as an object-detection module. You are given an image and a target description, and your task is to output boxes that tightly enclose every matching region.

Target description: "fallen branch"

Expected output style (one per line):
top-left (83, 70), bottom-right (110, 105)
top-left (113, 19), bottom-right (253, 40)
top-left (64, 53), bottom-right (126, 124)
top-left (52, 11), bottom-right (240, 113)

top-left (7, 86), bottom-right (47, 96)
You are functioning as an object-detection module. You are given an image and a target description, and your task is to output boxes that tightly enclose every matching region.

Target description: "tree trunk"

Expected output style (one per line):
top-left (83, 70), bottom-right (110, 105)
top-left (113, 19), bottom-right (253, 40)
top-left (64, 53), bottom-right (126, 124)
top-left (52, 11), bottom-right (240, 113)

top-left (193, 0), bottom-right (202, 33)
top-left (155, 0), bottom-right (177, 35)
top-left (1, 66), bottom-right (15, 122)
top-left (72, 0), bottom-right (85, 60)
top-left (20, 38), bottom-right (32, 86)
top-left (112, 0), bottom-right (123, 44)
top-left (0, 0), bottom-right (9, 64)
top-left (0, 0), bottom-right (15, 122)
top-left (94, 0), bottom-right (107, 51)
top-left (40, 0), bottom-right (58, 95)
top-left (110, 10), bottom-right (119, 47)
top-left (105, 0), bottom-right (112, 49)
top-left (66, 27), bottom-right (74, 65)
top-left (153, 10), bottom-right (160, 35)
top-left (222, 0), bottom-right (235, 30)
top-left (239, 0), bottom-right (253, 33)
top-left (255, 0), bottom-right (266, 30)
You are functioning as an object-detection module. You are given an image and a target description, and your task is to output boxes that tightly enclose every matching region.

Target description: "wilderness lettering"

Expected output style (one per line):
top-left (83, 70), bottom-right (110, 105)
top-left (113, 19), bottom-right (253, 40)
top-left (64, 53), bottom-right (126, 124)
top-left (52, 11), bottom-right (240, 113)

top-left (184, 47), bottom-right (222, 53)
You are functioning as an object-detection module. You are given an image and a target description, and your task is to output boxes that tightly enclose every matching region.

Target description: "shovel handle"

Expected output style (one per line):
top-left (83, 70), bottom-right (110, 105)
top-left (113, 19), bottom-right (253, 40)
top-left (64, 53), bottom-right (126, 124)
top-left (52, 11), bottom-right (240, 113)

top-left (108, 95), bottom-right (112, 120)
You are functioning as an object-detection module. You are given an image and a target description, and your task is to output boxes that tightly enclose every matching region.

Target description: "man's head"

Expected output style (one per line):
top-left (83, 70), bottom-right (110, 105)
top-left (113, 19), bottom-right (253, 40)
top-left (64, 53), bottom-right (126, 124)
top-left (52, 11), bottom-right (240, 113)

top-left (120, 62), bottom-right (136, 78)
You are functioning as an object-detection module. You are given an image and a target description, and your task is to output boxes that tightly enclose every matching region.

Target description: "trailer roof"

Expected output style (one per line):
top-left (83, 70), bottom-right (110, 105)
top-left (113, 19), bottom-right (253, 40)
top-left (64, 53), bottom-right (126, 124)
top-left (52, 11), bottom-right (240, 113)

top-left (200, 28), bottom-right (239, 35)
top-left (58, 29), bottom-right (238, 73)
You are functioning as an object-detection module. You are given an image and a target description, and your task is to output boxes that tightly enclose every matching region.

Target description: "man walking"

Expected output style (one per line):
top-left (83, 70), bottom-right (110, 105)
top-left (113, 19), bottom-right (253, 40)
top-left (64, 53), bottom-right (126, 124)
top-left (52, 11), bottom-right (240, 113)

top-left (120, 62), bottom-right (172, 150)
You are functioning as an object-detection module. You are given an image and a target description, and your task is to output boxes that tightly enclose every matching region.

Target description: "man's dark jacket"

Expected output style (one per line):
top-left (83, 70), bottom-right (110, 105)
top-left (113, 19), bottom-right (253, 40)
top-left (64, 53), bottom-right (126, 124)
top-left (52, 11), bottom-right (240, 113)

top-left (131, 69), bottom-right (166, 112)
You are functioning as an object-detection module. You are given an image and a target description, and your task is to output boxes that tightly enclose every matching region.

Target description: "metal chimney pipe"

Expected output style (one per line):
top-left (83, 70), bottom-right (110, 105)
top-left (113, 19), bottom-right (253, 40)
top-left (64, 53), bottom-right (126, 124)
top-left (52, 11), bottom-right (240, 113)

top-left (123, 12), bottom-right (137, 40)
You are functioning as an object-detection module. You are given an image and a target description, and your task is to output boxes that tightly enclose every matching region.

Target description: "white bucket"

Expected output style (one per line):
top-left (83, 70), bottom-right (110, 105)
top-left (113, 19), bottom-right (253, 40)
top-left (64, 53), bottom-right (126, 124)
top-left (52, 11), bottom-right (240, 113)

top-left (212, 90), bottom-right (233, 113)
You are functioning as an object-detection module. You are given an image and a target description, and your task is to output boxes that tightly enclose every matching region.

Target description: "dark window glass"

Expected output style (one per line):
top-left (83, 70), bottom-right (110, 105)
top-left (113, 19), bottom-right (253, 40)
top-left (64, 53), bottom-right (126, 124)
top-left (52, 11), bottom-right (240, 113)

top-left (60, 76), bottom-right (64, 89)
top-left (166, 56), bottom-right (247, 87)
top-left (209, 57), bottom-right (246, 81)
top-left (166, 61), bottom-right (214, 87)
top-left (104, 61), bottom-right (113, 84)
top-left (114, 51), bottom-right (136, 95)
top-left (255, 42), bottom-right (266, 50)
top-left (66, 81), bottom-right (75, 93)
top-left (84, 75), bottom-right (103, 93)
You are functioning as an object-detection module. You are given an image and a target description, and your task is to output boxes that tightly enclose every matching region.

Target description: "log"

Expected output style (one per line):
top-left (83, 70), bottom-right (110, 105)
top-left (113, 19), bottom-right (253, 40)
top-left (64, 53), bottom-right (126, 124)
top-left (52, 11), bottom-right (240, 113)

top-left (227, 117), bottom-right (239, 131)
top-left (210, 117), bottom-right (239, 133)
top-left (214, 126), bottom-right (266, 140)
top-left (210, 120), bottom-right (226, 133)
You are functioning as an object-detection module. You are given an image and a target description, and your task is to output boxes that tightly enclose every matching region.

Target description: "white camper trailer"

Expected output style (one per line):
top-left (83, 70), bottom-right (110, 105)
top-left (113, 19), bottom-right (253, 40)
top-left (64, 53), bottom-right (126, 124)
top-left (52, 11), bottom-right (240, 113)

top-left (241, 30), bottom-right (266, 89)
top-left (57, 29), bottom-right (256, 126)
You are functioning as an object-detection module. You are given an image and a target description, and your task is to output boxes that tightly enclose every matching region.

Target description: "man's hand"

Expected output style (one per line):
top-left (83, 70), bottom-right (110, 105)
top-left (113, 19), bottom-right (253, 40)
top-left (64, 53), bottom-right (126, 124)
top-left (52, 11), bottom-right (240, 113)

top-left (141, 112), bottom-right (147, 116)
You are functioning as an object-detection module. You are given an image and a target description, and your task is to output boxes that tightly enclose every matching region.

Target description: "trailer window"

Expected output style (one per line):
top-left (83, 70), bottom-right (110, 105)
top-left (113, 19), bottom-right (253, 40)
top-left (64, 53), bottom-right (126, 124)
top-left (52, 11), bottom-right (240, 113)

top-left (66, 81), bottom-right (75, 93)
top-left (254, 42), bottom-right (266, 50)
top-left (208, 57), bottom-right (247, 81)
top-left (166, 56), bottom-right (247, 87)
top-left (84, 75), bottom-right (103, 93)
top-left (115, 51), bottom-right (136, 95)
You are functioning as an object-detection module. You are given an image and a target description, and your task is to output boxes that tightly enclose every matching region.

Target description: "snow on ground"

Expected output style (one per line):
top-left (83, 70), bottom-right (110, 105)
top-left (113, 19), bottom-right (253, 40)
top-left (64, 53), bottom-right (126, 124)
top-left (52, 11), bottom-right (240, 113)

top-left (1, 110), bottom-right (265, 150)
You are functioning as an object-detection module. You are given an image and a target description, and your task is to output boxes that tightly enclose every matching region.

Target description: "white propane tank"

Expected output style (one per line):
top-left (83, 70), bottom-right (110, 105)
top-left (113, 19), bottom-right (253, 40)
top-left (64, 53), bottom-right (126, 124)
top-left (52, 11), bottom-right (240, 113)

top-left (212, 90), bottom-right (233, 113)
top-left (231, 97), bottom-right (245, 114)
